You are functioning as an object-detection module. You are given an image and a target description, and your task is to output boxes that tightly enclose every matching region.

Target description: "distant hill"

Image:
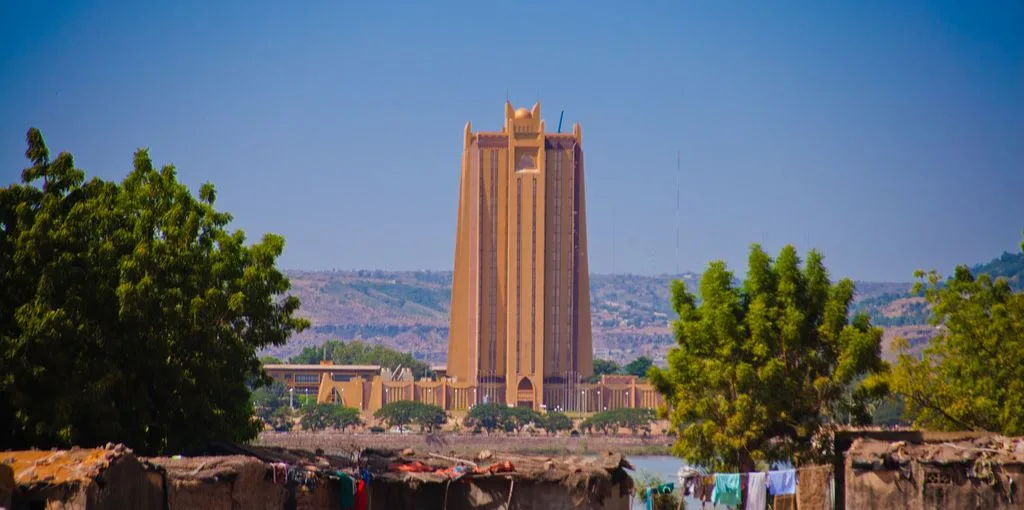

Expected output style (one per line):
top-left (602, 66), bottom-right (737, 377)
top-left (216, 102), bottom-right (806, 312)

top-left (265, 250), bottom-right (1021, 365)
top-left (970, 250), bottom-right (1024, 290)
top-left (264, 270), bottom-right (703, 364)
top-left (265, 269), bottom-right (946, 366)
top-left (850, 250), bottom-right (1024, 360)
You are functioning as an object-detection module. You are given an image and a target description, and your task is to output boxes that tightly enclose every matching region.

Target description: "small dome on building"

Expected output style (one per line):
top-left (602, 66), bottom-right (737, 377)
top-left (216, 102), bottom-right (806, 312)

top-left (514, 108), bottom-right (532, 120)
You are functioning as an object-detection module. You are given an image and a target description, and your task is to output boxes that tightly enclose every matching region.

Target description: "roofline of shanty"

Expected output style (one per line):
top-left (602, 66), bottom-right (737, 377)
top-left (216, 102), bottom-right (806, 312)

top-left (3, 442), bottom-right (634, 490)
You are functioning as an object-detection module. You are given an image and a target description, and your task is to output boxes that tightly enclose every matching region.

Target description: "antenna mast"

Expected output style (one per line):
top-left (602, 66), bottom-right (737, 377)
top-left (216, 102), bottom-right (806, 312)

top-left (612, 202), bottom-right (617, 274)
top-left (676, 150), bottom-right (680, 275)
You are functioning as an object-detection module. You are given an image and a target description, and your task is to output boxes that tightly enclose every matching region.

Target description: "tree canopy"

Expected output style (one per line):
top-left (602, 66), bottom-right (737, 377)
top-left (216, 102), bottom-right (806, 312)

top-left (581, 408), bottom-right (656, 435)
top-left (463, 403), bottom-right (542, 434)
top-left (650, 244), bottom-right (888, 471)
top-left (889, 241), bottom-right (1024, 434)
top-left (291, 340), bottom-right (431, 378)
top-left (623, 356), bottom-right (654, 378)
top-left (593, 359), bottom-right (621, 376)
top-left (0, 129), bottom-right (308, 454)
top-left (586, 357), bottom-right (652, 382)
top-left (540, 411), bottom-right (574, 435)
top-left (252, 380), bottom-right (289, 422)
top-left (373, 401), bottom-right (447, 432)
top-left (300, 404), bottom-right (362, 432)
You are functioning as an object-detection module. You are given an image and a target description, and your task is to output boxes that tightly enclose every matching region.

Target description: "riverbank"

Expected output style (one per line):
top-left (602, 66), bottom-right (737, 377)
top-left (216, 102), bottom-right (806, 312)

top-left (256, 431), bottom-right (674, 457)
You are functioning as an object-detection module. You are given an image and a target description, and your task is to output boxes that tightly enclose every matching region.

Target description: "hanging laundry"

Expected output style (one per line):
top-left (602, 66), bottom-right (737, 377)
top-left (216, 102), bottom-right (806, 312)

top-left (796, 465), bottom-right (833, 510)
top-left (767, 469), bottom-right (796, 495)
top-left (354, 479), bottom-right (368, 510)
top-left (677, 467), bottom-right (703, 497)
top-left (699, 475), bottom-right (716, 504)
top-left (271, 462), bottom-right (287, 484)
top-left (711, 473), bottom-right (742, 506)
top-left (337, 472), bottom-right (355, 510)
top-left (772, 494), bottom-right (797, 510)
top-left (684, 475), bottom-right (703, 498)
top-left (745, 472), bottom-right (767, 510)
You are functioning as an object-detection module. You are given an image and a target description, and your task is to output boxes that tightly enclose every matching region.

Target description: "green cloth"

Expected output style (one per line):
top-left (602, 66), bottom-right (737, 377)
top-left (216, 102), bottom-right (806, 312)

top-left (338, 472), bottom-right (355, 509)
top-left (711, 473), bottom-right (742, 507)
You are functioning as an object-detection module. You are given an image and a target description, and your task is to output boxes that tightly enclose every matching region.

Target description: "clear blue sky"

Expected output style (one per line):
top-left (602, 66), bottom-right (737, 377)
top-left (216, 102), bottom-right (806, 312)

top-left (2, 1), bottom-right (1021, 282)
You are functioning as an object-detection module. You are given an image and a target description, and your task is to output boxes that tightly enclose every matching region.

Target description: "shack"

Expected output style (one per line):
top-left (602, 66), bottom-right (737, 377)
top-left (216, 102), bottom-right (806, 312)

top-left (146, 455), bottom-right (287, 510)
top-left (845, 436), bottom-right (1024, 509)
top-left (363, 449), bottom-right (633, 510)
top-left (1, 463), bottom-right (13, 509)
top-left (147, 444), bottom-right (355, 510)
top-left (2, 443), bottom-right (163, 510)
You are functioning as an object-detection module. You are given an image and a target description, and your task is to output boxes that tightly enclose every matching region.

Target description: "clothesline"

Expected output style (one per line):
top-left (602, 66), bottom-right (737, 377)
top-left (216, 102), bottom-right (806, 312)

top-left (676, 465), bottom-right (833, 509)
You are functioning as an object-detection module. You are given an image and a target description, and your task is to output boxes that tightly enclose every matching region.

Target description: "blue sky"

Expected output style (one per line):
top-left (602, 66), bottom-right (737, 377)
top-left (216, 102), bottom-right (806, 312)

top-left (1, 1), bottom-right (1021, 281)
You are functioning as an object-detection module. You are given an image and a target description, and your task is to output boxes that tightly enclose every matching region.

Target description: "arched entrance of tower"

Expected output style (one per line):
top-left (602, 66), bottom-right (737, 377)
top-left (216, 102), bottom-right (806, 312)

top-left (516, 377), bottom-right (534, 409)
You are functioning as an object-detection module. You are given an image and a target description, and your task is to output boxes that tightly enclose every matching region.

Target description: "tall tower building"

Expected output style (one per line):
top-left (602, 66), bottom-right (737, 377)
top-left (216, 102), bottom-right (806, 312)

top-left (447, 102), bottom-right (592, 410)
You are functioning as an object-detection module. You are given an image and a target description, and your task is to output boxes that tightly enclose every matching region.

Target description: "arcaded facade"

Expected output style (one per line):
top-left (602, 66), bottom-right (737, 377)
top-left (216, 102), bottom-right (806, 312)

top-left (447, 102), bottom-right (593, 410)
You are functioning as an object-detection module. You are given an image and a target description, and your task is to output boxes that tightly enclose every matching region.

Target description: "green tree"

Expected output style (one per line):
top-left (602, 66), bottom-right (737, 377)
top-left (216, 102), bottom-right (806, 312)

top-left (650, 244), bottom-right (888, 471)
top-left (300, 404), bottom-right (333, 431)
top-left (412, 403), bottom-right (447, 432)
top-left (586, 359), bottom-right (621, 382)
top-left (291, 340), bottom-right (431, 378)
top-left (374, 401), bottom-right (420, 430)
top-left (0, 129), bottom-right (308, 454)
top-left (541, 411), bottom-right (573, 435)
top-left (300, 403), bottom-right (361, 432)
top-left (614, 408), bottom-right (657, 435)
top-left (369, 400), bottom-right (444, 432)
top-left (330, 406), bottom-right (364, 432)
top-left (464, 403), bottom-right (505, 433)
top-left (252, 380), bottom-right (289, 422)
top-left (503, 406), bottom-right (542, 434)
top-left (580, 408), bottom-right (655, 436)
top-left (260, 355), bottom-right (284, 365)
top-left (889, 245), bottom-right (1024, 434)
top-left (270, 407), bottom-right (295, 432)
top-left (623, 356), bottom-right (654, 378)
top-left (594, 359), bottom-right (621, 375)
top-left (580, 412), bottom-right (615, 435)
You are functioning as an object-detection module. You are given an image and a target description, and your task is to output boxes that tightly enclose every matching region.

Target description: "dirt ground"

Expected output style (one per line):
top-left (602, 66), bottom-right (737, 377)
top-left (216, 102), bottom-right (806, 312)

top-left (256, 431), bottom-right (674, 457)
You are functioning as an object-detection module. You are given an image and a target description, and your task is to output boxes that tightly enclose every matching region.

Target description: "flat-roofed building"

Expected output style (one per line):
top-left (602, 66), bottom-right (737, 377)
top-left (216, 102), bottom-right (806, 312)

top-left (264, 361), bottom-right (380, 394)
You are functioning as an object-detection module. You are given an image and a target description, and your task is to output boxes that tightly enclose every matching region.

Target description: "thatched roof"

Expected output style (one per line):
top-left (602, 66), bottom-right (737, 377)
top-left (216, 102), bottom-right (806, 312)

top-left (206, 442), bottom-right (356, 469)
top-left (1, 443), bottom-right (133, 490)
top-left (848, 436), bottom-right (1024, 469)
top-left (364, 448), bottom-right (634, 504)
top-left (145, 455), bottom-right (268, 482)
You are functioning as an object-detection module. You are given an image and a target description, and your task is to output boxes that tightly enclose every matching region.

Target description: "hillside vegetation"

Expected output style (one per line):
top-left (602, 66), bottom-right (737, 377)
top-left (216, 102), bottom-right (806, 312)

top-left (266, 250), bottom-right (1022, 365)
top-left (267, 272), bottom-right (946, 365)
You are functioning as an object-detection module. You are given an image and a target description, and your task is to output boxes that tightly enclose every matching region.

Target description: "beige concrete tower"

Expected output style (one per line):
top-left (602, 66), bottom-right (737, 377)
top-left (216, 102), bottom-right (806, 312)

top-left (447, 102), bottom-right (593, 410)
